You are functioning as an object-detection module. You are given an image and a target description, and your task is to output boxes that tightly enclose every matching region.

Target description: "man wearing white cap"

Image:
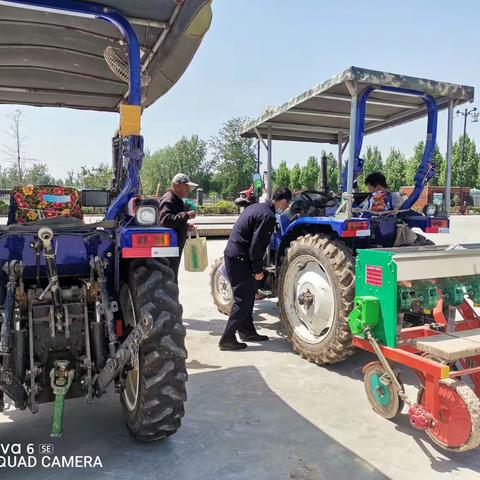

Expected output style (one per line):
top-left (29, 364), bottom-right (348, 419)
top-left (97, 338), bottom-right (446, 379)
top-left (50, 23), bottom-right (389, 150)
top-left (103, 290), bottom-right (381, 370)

top-left (158, 173), bottom-right (198, 282)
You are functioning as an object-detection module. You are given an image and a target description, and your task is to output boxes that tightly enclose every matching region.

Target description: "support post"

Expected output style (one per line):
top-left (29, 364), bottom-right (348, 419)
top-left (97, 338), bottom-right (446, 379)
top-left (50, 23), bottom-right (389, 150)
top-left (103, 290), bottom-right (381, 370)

top-left (346, 84), bottom-right (358, 218)
top-left (337, 130), bottom-right (343, 192)
top-left (445, 99), bottom-right (454, 215)
top-left (267, 124), bottom-right (272, 200)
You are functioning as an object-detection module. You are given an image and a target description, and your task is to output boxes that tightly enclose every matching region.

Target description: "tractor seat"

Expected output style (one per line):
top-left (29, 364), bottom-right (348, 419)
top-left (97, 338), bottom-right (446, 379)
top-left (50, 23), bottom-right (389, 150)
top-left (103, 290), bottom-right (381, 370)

top-left (8, 185), bottom-right (83, 225)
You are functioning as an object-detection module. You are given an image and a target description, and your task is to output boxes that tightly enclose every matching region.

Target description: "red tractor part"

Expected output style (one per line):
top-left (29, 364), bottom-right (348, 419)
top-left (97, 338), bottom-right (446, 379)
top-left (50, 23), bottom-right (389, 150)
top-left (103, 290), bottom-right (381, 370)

top-left (408, 403), bottom-right (433, 430)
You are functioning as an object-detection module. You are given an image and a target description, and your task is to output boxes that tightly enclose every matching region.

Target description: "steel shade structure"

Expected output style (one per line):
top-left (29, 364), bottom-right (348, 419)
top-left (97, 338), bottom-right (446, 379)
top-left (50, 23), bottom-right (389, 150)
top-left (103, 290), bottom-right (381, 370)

top-left (0, 0), bottom-right (212, 111)
top-left (241, 66), bottom-right (474, 211)
top-left (242, 66), bottom-right (473, 144)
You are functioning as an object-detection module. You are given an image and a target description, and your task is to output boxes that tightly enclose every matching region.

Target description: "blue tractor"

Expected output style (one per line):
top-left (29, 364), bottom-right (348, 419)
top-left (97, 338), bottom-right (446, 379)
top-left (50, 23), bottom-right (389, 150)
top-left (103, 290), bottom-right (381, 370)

top-left (0, 0), bottom-right (211, 439)
top-left (211, 67), bottom-right (473, 365)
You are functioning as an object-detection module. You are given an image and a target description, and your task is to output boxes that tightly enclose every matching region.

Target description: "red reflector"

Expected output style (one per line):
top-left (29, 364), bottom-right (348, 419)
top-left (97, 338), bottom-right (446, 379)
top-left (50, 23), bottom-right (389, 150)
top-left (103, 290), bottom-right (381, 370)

top-left (430, 219), bottom-right (449, 228)
top-left (345, 221), bottom-right (369, 231)
top-left (116, 319), bottom-right (123, 337)
top-left (132, 233), bottom-right (170, 247)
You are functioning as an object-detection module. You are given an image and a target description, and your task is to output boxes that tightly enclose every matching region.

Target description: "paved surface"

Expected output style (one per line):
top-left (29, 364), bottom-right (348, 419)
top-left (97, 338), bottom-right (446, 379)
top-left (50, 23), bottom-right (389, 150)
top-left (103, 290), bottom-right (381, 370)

top-left (1, 216), bottom-right (480, 479)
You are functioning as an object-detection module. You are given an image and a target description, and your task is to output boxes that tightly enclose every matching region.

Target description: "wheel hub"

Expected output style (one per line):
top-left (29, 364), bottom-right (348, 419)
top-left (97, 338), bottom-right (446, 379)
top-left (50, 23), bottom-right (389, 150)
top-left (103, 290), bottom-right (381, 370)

top-left (283, 254), bottom-right (336, 342)
top-left (294, 259), bottom-right (335, 337)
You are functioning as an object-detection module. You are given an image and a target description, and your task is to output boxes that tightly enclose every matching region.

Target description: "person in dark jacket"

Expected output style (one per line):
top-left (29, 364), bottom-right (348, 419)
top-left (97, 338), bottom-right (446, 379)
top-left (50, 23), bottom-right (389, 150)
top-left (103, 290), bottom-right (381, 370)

top-left (219, 187), bottom-right (292, 351)
top-left (158, 173), bottom-right (197, 282)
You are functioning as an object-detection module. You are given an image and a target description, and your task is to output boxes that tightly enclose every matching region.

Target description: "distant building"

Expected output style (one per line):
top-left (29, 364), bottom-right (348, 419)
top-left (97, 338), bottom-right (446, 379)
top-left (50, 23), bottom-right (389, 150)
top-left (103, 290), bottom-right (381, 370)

top-left (399, 186), bottom-right (472, 210)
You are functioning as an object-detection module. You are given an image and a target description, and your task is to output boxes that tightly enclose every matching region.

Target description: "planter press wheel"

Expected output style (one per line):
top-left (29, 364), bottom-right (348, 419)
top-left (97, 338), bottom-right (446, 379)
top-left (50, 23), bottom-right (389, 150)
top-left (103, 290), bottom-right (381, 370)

top-left (363, 361), bottom-right (404, 419)
top-left (418, 379), bottom-right (480, 452)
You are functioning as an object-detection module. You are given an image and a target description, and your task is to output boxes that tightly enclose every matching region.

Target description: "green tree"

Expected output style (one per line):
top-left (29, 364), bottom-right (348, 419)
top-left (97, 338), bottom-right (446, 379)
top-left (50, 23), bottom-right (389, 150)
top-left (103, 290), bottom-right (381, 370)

top-left (289, 163), bottom-right (302, 191)
top-left (357, 145), bottom-right (383, 190)
top-left (406, 141), bottom-right (445, 186)
top-left (300, 155), bottom-right (320, 189)
top-left (432, 145), bottom-right (445, 186)
top-left (64, 170), bottom-right (83, 187)
top-left (79, 163), bottom-right (113, 189)
top-left (274, 161), bottom-right (290, 190)
top-left (325, 153), bottom-right (339, 192)
top-left (0, 166), bottom-right (22, 188)
top-left (384, 148), bottom-right (406, 191)
top-left (141, 135), bottom-right (212, 195)
top-left (452, 134), bottom-right (478, 188)
top-left (24, 163), bottom-right (56, 185)
top-left (210, 117), bottom-right (256, 199)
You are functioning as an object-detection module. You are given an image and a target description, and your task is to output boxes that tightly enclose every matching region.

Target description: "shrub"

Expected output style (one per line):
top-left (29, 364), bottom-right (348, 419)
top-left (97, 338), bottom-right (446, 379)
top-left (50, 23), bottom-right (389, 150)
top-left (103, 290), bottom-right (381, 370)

top-left (215, 200), bottom-right (237, 214)
top-left (197, 200), bottom-right (237, 215)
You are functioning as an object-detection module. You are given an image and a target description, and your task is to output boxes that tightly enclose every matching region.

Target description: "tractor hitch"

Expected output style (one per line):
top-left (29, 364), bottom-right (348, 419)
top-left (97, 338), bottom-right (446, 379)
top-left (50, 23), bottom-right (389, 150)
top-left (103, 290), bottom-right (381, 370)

top-left (50, 360), bottom-right (74, 437)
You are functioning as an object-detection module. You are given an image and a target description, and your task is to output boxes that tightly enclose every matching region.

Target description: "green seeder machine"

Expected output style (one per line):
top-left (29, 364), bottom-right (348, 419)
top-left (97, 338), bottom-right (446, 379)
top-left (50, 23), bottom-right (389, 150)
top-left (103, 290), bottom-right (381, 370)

top-left (348, 244), bottom-right (480, 452)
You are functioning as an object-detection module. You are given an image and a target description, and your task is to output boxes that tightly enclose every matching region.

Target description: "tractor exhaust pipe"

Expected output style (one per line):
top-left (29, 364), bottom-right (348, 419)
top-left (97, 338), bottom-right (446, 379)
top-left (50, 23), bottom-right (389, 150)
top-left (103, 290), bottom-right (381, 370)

top-left (320, 150), bottom-right (329, 193)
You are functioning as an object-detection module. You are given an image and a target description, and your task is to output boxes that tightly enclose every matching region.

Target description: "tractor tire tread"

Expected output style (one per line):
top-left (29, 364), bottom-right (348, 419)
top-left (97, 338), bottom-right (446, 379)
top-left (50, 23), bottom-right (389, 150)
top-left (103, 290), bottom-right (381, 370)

top-left (120, 259), bottom-right (187, 442)
top-left (279, 233), bottom-right (355, 365)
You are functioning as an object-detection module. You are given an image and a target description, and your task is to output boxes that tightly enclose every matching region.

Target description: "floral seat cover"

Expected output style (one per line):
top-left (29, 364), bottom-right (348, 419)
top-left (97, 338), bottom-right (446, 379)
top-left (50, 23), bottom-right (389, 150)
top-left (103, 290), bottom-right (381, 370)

top-left (9, 185), bottom-right (83, 224)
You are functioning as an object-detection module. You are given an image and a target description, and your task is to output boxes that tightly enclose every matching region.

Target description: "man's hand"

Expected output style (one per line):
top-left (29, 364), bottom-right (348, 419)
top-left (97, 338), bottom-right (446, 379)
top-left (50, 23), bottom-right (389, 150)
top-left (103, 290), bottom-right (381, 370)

top-left (187, 223), bottom-right (196, 232)
top-left (187, 210), bottom-right (196, 219)
top-left (254, 272), bottom-right (264, 281)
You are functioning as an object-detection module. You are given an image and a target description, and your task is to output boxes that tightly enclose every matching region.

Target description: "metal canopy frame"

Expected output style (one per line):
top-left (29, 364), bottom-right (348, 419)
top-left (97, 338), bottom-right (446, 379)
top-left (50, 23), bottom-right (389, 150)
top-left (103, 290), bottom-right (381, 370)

top-left (0, 0), bottom-right (212, 111)
top-left (241, 67), bottom-right (474, 213)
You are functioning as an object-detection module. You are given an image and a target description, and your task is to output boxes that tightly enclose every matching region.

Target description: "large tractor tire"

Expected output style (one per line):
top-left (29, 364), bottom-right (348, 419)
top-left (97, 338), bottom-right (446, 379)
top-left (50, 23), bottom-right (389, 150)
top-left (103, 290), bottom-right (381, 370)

top-left (278, 233), bottom-right (355, 365)
top-left (210, 256), bottom-right (233, 315)
top-left (119, 258), bottom-right (187, 442)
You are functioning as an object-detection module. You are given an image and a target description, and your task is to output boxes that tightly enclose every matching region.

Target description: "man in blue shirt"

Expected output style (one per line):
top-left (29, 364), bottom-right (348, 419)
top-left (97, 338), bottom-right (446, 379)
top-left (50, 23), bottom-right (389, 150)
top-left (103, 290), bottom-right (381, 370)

top-left (219, 187), bottom-right (292, 351)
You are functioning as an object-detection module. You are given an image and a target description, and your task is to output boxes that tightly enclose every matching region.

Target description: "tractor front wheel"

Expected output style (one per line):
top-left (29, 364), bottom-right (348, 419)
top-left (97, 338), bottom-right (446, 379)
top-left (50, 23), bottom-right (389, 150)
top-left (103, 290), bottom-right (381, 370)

top-left (119, 258), bottom-right (187, 442)
top-left (278, 233), bottom-right (355, 365)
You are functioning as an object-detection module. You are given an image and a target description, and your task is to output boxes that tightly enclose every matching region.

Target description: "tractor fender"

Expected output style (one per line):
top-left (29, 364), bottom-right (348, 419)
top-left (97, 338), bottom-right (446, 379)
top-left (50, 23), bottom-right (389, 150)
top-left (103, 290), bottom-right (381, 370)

top-left (275, 217), bottom-right (343, 269)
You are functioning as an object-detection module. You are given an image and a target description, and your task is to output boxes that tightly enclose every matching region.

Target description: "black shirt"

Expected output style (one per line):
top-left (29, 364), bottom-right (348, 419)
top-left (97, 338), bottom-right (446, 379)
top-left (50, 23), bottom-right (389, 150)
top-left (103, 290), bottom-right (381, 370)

top-left (224, 201), bottom-right (276, 274)
top-left (158, 189), bottom-right (189, 250)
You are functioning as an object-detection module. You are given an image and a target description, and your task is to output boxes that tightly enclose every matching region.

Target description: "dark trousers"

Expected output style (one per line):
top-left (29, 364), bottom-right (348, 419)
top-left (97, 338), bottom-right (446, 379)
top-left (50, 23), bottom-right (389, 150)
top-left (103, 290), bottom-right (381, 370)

top-left (169, 245), bottom-right (184, 284)
top-left (169, 255), bottom-right (181, 284)
top-left (220, 255), bottom-right (256, 342)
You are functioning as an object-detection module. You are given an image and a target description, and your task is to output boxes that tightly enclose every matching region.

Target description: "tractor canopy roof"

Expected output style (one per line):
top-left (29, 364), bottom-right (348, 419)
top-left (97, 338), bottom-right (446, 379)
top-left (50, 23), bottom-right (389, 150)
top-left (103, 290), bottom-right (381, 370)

top-left (241, 66), bottom-right (474, 144)
top-left (0, 0), bottom-right (212, 111)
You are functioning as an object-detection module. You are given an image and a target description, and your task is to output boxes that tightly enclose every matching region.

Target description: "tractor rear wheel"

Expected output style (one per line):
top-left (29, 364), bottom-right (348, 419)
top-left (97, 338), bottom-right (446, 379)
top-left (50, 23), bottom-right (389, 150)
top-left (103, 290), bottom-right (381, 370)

top-left (119, 258), bottom-right (187, 442)
top-left (278, 233), bottom-right (355, 364)
top-left (210, 256), bottom-right (233, 315)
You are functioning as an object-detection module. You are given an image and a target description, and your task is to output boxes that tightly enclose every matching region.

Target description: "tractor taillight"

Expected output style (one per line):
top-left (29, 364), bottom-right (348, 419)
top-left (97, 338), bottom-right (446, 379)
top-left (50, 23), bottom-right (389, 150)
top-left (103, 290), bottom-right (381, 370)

top-left (345, 221), bottom-right (369, 231)
top-left (425, 218), bottom-right (449, 233)
top-left (132, 233), bottom-right (171, 247)
top-left (341, 221), bottom-right (370, 238)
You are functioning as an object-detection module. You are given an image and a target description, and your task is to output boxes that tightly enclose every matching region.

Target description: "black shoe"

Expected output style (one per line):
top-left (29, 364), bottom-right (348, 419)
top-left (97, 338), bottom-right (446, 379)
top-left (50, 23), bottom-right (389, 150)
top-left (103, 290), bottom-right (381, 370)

top-left (239, 332), bottom-right (269, 342)
top-left (219, 339), bottom-right (248, 351)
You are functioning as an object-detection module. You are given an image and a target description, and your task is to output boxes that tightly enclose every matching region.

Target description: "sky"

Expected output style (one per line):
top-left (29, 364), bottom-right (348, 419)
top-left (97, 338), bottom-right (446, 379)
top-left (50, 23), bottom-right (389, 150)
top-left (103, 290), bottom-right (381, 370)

top-left (1, 0), bottom-right (480, 179)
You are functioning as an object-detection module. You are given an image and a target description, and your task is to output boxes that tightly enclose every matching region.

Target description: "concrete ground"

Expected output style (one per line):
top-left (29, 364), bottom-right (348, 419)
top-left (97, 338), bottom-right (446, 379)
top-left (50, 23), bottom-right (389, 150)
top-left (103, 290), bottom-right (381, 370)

top-left (1, 216), bottom-right (480, 479)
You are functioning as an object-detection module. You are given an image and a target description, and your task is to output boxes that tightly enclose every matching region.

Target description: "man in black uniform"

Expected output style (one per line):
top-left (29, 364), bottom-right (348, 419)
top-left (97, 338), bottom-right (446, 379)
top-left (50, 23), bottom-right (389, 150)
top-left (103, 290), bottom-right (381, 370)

top-left (219, 187), bottom-right (292, 350)
top-left (158, 173), bottom-right (197, 283)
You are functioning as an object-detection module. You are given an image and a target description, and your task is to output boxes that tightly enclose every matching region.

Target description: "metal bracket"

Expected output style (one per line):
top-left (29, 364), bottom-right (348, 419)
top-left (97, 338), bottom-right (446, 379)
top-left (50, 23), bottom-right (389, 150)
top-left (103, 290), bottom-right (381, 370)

top-left (365, 328), bottom-right (411, 406)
